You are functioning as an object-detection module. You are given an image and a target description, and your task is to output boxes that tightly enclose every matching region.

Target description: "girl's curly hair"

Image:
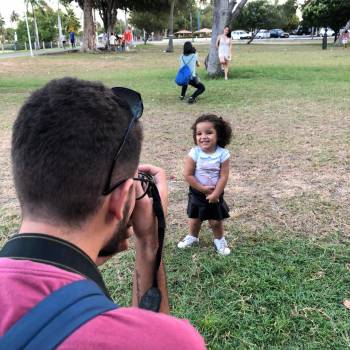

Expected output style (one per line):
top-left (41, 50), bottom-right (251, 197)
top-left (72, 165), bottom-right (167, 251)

top-left (191, 114), bottom-right (232, 148)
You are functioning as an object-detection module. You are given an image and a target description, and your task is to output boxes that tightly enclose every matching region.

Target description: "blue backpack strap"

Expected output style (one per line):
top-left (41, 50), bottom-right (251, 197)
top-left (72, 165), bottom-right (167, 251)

top-left (0, 279), bottom-right (118, 350)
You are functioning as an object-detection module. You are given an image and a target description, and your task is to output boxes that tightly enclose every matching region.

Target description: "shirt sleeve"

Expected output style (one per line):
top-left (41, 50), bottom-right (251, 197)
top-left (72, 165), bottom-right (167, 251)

top-left (188, 147), bottom-right (198, 162)
top-left (220, 148), bottom-right (230, 163)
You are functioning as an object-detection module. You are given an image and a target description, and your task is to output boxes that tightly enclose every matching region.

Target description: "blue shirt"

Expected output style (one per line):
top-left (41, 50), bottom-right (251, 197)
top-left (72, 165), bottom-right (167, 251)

top-left (179, 53), bottom-right (198, 77)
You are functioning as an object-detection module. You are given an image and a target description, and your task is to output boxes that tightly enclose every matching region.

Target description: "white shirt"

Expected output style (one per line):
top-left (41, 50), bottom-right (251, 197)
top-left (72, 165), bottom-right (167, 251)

top-left (189, 146), bottom-right (230, 186)
top-left (110, 35), bottom-right (116, 45)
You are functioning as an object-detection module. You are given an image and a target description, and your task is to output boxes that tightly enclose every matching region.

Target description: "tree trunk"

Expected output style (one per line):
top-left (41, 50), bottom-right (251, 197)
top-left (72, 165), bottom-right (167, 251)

top-left (335, 20), bottom-right (350, 45)
top-left (247, 29), bottom-right (259, 45)
top-left (207, 0), bottom-right (237, 76)
top-left (166, 0), bottom-right (175, 53)
top-left (31, 4), bottom-right (40, 50)
top-left (229, 0), bottom-right (248, 24)
top-left (82, 0), bottom-right (96, 52)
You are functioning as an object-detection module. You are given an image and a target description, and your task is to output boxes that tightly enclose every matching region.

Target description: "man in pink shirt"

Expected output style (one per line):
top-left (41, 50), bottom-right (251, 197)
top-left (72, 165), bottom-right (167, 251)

top-left (0, 78), bottom-right (206, 349)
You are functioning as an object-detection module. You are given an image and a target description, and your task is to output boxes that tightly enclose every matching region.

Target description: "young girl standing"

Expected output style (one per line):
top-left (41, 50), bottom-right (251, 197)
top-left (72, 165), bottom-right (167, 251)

top-left (178, 114), bottom-right (232, 255)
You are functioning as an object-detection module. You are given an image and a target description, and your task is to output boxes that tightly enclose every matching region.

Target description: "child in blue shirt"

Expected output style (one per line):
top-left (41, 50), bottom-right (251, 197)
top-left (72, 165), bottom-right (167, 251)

top-left (178, 114), bottom-right (232, 255)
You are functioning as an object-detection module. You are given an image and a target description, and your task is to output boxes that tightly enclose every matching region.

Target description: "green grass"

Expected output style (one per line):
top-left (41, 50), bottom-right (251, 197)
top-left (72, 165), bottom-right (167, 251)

top-left (105, 231), bottom-right (350, 349)
top-left (1, 43), bottom-right (350, 348)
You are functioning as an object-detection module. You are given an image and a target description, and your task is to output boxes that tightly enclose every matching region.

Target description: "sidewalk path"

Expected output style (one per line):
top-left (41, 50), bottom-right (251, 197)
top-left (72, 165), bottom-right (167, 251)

top-left (0, 47), bottom-right (80, 59)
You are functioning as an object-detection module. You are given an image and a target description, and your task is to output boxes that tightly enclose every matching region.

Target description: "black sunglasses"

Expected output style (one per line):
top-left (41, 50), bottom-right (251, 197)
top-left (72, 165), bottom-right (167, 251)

top-left (102, 87), bottom-right (144, 195)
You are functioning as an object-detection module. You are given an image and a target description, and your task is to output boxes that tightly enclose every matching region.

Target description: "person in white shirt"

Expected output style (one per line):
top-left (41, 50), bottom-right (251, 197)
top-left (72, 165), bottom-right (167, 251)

top-left (110, 33), bottom-right (117, 51)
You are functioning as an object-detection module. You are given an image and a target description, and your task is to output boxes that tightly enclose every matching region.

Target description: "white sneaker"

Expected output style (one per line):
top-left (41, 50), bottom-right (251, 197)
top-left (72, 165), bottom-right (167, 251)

top-left (177, 235), bottom-right (199, 249)
top-left (213, 237), bottom-right (231, 256)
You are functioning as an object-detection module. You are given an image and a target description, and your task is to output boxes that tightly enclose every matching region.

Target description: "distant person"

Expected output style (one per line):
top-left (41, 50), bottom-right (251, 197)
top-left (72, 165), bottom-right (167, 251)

top-left (123, 25), bottom-right (133, 51)
top-left (177, 114), bottom-right (232, 255)
top-left (61, 34), bottom-right (67, 49)
top-left (109, 32), bottom-right (117, 51)
top-left (69, 31), bottom-right (75, 47)
top-left (341, 30), bottom-right (349, 48)
top-left (216, 26), bottom-right (232, 80)
top-left (178, 41), bottom-right (205, 104)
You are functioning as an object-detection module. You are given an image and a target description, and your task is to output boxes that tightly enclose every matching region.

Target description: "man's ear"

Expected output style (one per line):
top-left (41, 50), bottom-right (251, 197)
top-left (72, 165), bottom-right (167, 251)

top-left (108, 179), bottom-right (134, 220)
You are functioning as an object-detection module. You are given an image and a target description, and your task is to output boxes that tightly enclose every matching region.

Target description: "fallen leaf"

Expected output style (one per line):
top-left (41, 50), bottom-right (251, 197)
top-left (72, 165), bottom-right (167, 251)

top-left (346, 263), bottom-right (350, 272)
top-left (343, 300), bottom-right (350, 310)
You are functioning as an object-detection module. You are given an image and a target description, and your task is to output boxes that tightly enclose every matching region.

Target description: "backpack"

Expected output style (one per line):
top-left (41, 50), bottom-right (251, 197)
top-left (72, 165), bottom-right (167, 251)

top-left (0, 279), bottom-right (118, 350)
top-left (175, 55), bottom-right (195, 86)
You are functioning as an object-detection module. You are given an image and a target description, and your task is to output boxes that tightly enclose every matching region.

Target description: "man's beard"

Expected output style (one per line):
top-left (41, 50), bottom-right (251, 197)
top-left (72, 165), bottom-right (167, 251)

top-left (98, 197), bottom-right (132, 257)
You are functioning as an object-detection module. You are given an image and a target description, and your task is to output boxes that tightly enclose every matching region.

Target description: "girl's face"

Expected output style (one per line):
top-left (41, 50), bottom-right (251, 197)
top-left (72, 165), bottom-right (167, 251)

top-left (224, 27), bottom-right (229, 35)
top-left (195, 121), bottom-right (218, 153)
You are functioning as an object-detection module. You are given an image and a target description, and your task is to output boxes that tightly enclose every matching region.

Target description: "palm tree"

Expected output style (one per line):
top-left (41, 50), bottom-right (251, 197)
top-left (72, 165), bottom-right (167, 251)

top-left (10, 11), bottom-right (20, 28)
top-left (25, 0), bottom-right (41, 49)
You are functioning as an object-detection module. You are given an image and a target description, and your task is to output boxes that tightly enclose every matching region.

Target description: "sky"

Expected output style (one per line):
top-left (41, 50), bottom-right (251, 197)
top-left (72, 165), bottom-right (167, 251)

top-left (0, 0), bottom-right (83, 26)
top-left (1, 0), bottom-right (305, 27)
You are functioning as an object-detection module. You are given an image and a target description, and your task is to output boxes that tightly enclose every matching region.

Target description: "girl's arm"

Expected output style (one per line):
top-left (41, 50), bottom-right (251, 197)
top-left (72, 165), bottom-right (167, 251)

top-left (216, 35), bottom-right (221, 49)
top-left (206, 158), bottom-right (230, 203)
top-left (184, 156), bottom-right (214, 194)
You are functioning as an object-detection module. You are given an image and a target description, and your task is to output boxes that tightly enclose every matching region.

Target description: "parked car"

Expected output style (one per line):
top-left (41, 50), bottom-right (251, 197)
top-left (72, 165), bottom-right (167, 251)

top-left (256, 30), bottom-right (270, 39)
top-left (293, 26), bottom-right (312, 35)
top-left (231, 30), bottom-right (251, 40)
top-left (269, 29), bottom-right (289, 38)
top-left (319, 28), bottom-right (335, 37)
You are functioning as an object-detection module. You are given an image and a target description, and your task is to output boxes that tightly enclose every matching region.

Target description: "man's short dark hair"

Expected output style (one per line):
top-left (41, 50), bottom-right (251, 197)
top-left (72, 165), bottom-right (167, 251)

top-left (12, 77), bottom-right (143, 226)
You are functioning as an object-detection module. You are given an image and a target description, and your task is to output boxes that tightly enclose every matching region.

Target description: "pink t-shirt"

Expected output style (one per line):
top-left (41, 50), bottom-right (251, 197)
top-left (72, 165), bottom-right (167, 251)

top-left (0, 258), bottom-right (206, 349)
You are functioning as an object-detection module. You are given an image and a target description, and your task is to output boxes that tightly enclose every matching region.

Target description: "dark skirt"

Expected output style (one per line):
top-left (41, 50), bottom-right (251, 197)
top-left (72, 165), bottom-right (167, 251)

top-left (187, 187), bottom-right (230, 221)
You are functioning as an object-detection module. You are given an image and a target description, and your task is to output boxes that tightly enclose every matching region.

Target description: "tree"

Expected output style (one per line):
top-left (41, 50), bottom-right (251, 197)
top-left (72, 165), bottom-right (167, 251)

top-left (10, 11), bottom-right (20, 28)
top-left (63, 6), bottom-right (80, 33)
top-left (25, 0), bottom-right (42, 49)
top-left (277, 0), bottom-right (299, 33)
top-left (302, 0), bottom-right (350, 41)
top-left (233, 0), bottom-right (280, 44)
top-left (164, 0), bottom-right (196, 52)
top-left (130, 11), bottom-right (167, 43)
top-left (82, 0), bottom-right (96, 51)
top-left (0, 13), bottom-right (5, 43)
top-left (207, 0), bottom-right (247, 76)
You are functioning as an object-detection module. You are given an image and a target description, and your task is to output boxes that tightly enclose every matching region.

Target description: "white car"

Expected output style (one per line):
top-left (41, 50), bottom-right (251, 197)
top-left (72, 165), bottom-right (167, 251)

top-left (319, 28), bottom-right (335, 37)
top-left (231, 30), bottom-right (251, 40)
top-left (256, 30), bottom-right (270, 39)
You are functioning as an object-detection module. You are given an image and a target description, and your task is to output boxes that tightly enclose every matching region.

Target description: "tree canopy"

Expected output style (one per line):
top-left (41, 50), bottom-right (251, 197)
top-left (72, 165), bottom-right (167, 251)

top-left (302, 0), bottom-right (350, 35)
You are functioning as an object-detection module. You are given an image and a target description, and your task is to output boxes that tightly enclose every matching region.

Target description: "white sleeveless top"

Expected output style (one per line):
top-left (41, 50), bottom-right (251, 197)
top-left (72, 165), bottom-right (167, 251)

top-left (218, 35), bottom-right (230, 58)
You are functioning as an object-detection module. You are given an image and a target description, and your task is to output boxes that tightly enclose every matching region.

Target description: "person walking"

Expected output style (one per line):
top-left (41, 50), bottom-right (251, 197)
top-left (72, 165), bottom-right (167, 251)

top-left (179, 41), bottom-right (205, 104)
top-left (216, 26), bottom-right (232, 80)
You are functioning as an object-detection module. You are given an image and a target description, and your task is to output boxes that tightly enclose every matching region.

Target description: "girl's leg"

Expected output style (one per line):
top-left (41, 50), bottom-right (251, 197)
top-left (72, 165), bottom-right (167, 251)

top-left (181, 84), bottom-right (188, 98)
top-left (224, 61), bottom-right (229, 80)
top-left (189, 218), bottom-right (202, 238)
top-left (177, 218), bottom-right (202, 248)
top-left (209, 220), bottom-right (224, 239)
top-left (209, 219), bottom-right (231, 255)
top-left (189, 80), bottom-right (205, 99)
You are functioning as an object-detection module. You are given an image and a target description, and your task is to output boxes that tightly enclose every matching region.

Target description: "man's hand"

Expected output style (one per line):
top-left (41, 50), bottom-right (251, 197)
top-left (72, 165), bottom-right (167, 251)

top-left (131, 164), bottom-right (168, 249)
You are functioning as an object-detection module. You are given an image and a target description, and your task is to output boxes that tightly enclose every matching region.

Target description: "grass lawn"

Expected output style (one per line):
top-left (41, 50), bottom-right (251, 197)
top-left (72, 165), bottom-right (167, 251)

top-left (0, 42), bottom-right (349, 349)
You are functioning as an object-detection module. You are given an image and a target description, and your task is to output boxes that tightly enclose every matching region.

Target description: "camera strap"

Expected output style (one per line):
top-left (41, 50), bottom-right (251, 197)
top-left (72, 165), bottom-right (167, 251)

top-left (0, 233), bottom-right (111, 298)
top-left (138, 181), bottom-right (166, 312)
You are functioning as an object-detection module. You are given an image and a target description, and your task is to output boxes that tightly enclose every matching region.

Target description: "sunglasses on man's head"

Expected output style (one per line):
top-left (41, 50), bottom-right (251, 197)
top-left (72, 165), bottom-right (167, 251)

top-left (102, 87), bottom-right (144, 195)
